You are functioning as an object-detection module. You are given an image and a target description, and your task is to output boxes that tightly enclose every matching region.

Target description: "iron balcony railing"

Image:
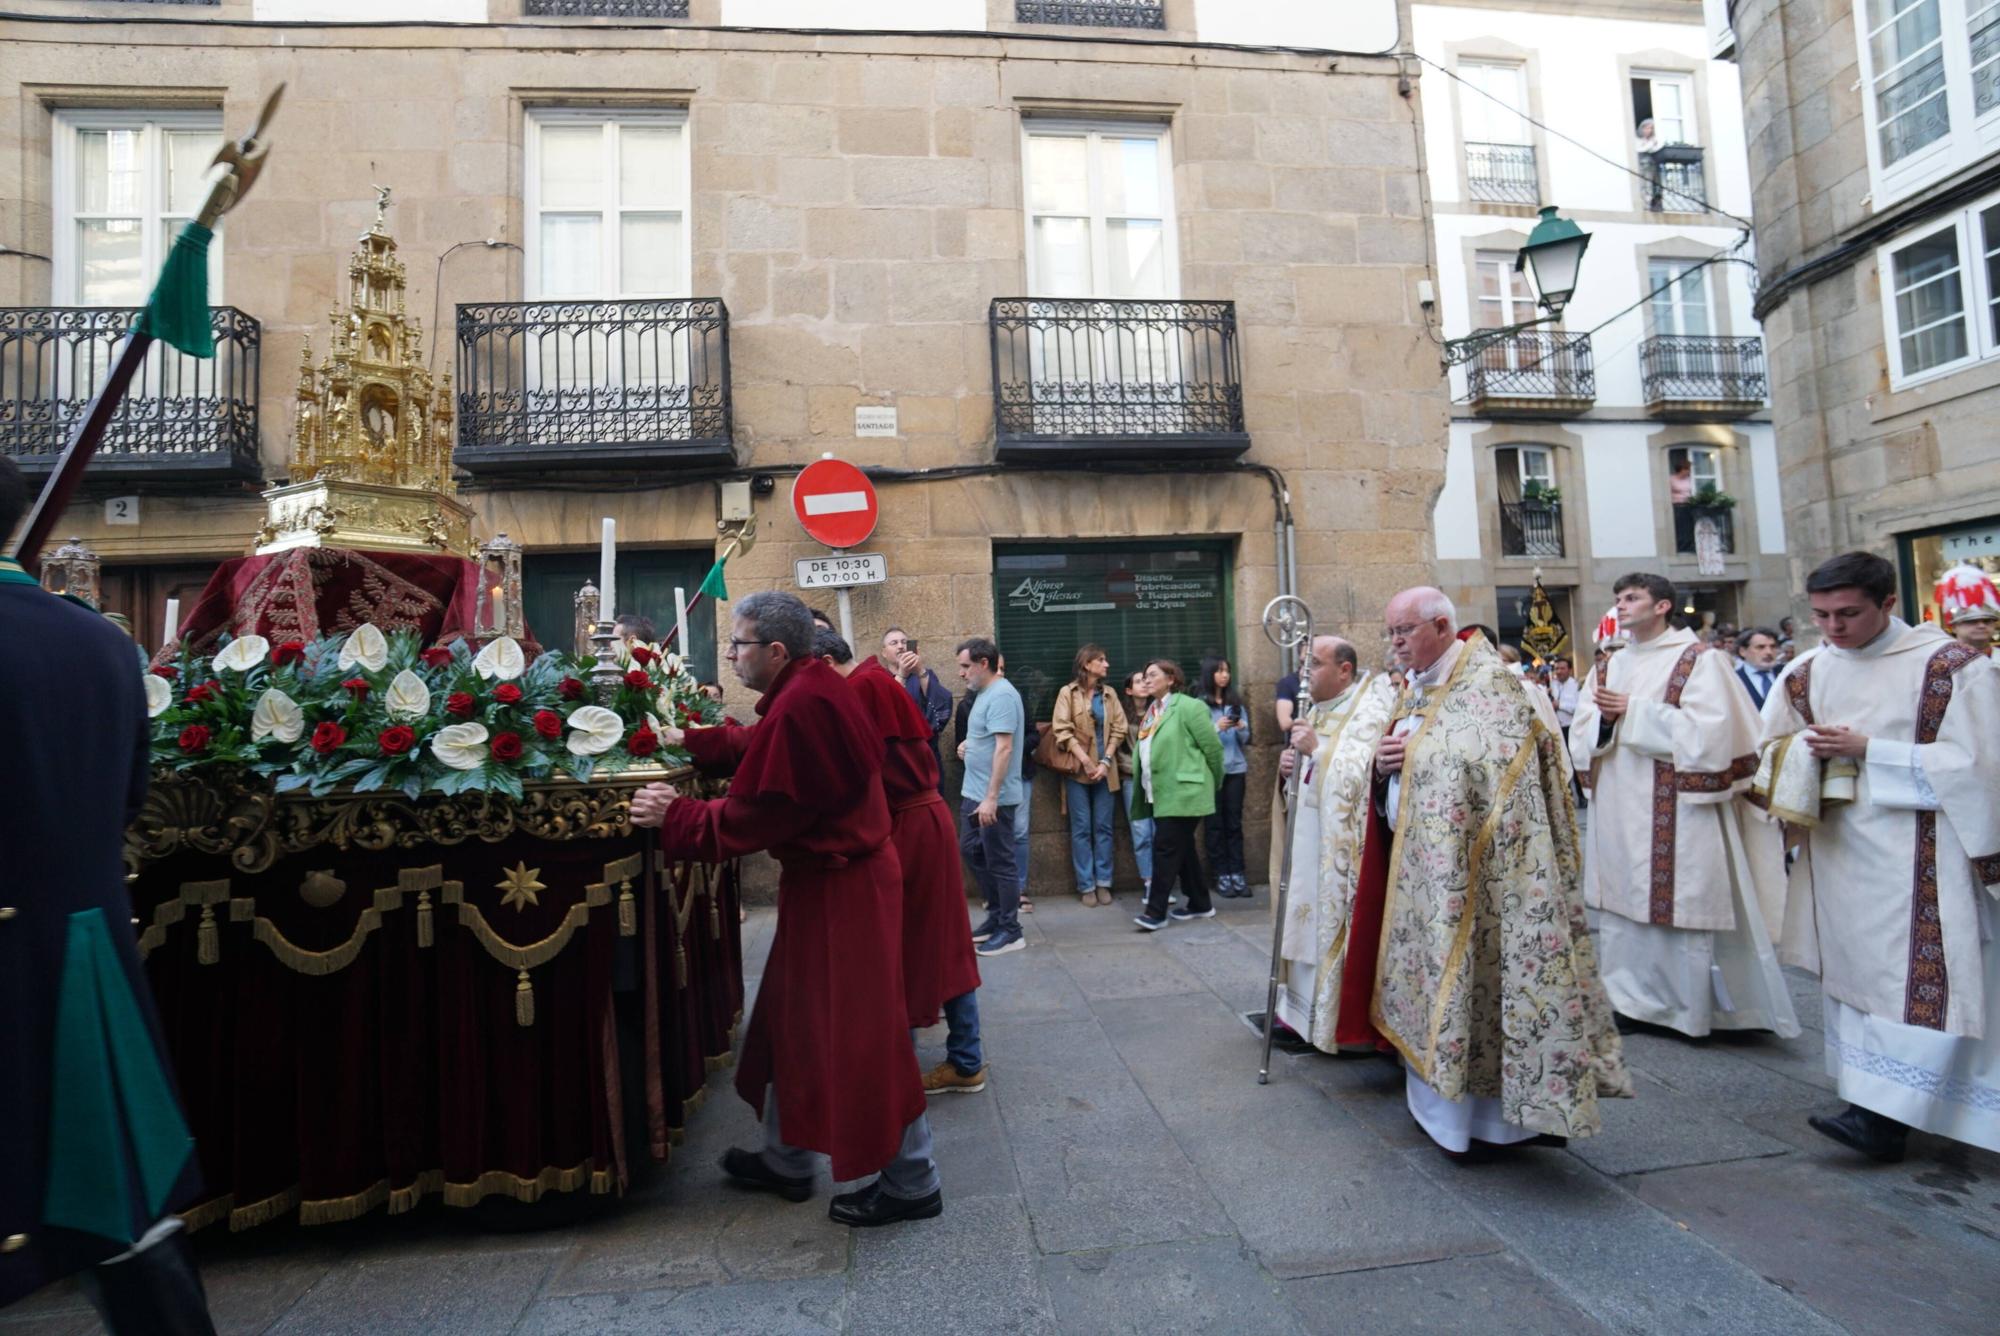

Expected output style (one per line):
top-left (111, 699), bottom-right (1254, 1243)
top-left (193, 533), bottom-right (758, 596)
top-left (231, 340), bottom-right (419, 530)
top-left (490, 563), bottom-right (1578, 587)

top-left (1643, 144), bottom-right (1707, 211)
top-left (0, 306), bottom-right (261, 480)
top-left (1675, 504), bottom-right (1736, 556)
top-left (455, 298), bottom-right (732, 473)
top-left (1499, 501), bottom-right (1565, 558)
top-left (989, 298), bottom-right (1248, 460)
top-left (1016, 0), bottom-right (1165, 25)
top-left (1464, 331), bottom-right (1596, 405)
top-left (1465, 142), bottom-right (1539, 205)
top-left (1641, 334), bottom-right (1766, 407)
top-left (524, 0), bottom-right (689, 15)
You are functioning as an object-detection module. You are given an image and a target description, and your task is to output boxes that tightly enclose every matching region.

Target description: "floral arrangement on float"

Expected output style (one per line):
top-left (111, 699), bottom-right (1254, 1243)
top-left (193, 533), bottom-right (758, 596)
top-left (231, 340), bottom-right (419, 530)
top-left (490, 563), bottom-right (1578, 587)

top-left (142, 623), bottom-right (717, 800)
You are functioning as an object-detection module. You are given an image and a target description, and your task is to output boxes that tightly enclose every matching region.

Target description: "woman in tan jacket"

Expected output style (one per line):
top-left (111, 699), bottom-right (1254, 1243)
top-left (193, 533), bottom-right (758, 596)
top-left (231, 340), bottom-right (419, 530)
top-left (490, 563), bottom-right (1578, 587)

top-left (1051, 644), bottom-right (1129, 906)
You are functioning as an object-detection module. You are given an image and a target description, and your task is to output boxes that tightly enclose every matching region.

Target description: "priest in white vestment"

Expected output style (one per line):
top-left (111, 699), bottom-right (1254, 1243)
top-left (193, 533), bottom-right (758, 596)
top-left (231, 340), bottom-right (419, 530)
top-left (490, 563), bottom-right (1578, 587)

top-left (1274, 635), bottom-right (1395, 1051)
top-left (1569, 572), bottom-right (1797, 1039)
top-left (1758, 553), bottom-right (2000, 1161)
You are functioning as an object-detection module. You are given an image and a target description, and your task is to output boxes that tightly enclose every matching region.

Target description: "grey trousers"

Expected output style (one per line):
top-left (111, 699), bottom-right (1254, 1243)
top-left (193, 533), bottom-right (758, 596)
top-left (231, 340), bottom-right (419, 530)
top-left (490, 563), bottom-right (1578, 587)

top-left (759, 1084), bottom-right (940, 1199)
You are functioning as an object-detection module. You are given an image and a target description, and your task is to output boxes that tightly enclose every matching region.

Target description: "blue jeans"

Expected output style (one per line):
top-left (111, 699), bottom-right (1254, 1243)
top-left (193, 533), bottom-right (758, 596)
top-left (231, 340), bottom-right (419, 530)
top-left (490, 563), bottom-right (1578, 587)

top-left (942, 990), bottom-right (981, 1075)
top-left (960, 799), bottom-right (1021, 931)
top-left (1064, 777), bottom-right (1116, 891)
top-left (1122, 779), bottom-right (1154, 885)
top-left (1013, 796), bottom-right (1031, 894)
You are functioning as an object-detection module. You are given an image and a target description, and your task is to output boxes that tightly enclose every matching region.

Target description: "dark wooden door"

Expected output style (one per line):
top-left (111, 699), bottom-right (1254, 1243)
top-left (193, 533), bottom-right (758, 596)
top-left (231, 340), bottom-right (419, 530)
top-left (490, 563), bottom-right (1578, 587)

top-left (100, 561), bottom-right (221, 652)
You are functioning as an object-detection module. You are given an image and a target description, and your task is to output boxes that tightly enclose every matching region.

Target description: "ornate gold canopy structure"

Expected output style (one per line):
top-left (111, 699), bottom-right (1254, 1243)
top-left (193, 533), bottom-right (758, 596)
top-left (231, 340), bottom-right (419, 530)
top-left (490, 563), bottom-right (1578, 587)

top-left (257, 189), bottom-right (474, 557)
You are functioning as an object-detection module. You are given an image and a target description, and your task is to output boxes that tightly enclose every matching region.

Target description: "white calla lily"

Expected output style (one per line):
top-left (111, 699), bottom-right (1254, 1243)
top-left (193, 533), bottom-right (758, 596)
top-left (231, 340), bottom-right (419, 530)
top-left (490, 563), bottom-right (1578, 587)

top-left (565, 705), bottom-right (623, 756)
top-left (212, 634), bottom-right (271, 674)
top-left (665, 651), bottom-right (683, 676)
top-left (472, 636), bottom-right (525, 681)
top-left (337, 623), bottom-right (389, 672)
top-left (431, 722), bottom-right (490, 771)
top-left (250, 688), bottom-right (305, 743)
top-left (143, 673), bottom-right (172, 718)
top-left (384, 669), bottom-right (431, 721)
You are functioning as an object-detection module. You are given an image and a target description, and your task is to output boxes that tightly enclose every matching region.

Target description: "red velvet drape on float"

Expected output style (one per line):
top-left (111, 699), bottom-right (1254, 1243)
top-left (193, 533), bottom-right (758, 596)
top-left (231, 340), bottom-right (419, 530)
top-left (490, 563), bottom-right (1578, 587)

top-left (134, 832), bottom-right (741, 1231)
top-left (165, 548), bottom-right (523, 658)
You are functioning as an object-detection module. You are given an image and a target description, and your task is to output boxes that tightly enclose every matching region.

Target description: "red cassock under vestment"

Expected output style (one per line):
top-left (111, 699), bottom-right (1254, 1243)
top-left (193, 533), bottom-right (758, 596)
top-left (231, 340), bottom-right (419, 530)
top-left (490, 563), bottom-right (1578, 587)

top-left (847, 657), bottom-right (982, 1028)
top-left (661, 656), bottom-right (925, 1181)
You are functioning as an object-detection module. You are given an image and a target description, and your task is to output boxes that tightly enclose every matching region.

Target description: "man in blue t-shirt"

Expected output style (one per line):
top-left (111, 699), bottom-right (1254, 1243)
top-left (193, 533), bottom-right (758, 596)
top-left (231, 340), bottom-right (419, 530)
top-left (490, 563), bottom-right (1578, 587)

top-left (955, 636), bottom-right (1026, 957)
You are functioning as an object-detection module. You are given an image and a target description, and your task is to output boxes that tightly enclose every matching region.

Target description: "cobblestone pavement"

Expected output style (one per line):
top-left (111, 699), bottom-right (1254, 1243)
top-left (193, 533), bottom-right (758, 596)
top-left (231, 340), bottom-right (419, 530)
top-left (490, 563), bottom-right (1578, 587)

top-left (7, 888), bottom-right (2000, 1334)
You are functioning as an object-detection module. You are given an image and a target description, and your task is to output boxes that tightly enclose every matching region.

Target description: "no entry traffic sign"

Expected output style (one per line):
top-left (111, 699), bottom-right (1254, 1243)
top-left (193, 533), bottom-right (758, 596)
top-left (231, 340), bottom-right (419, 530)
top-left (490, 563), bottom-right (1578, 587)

top-left (792, 457), bottom-right (878, 549)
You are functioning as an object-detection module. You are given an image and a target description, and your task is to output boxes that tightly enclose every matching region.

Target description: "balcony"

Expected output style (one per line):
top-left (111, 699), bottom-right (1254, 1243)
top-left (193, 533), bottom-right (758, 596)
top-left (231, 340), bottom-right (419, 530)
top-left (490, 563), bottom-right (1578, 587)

top-left (454, 298), bottom-right (733, 474)
top-left (1499, 500), bottom-right (1565, 558)
top-left (989, 298), bottom-right (1248, 462)
top-left (1643, 144), bottom-right (1707, 211)
top-left (1015, 0), bottom-right (1164, 25)
top-left (525, 1), bottom-right (689, 14)
top-left (0, 306), bottom-right (262, 484)
top-left (1465, 142), bottom-right (1539, 205)
top-left (1674, 503), bottom-right (1736, 557)
top-left (1464, 331), bottom-right (1595, 417)
top-left (1641, 335), bottom-right (1766, 420)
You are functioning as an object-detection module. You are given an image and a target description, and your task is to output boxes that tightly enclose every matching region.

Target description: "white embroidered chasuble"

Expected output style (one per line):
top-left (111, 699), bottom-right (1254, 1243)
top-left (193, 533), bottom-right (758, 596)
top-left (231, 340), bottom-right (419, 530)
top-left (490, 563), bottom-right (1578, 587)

top-left (1273, 673), bottom-right (1395, 1051)
top-left (1758, 619), bottom-right (2000, 1148)
top-left (1568, 628), bottom-right (1797, 1037)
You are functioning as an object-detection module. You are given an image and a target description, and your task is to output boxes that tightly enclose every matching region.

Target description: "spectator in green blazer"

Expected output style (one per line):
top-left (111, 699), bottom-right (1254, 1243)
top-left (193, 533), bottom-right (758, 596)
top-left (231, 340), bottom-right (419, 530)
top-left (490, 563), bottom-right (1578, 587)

top-left (1129, 658), bottom-right (1224, 930)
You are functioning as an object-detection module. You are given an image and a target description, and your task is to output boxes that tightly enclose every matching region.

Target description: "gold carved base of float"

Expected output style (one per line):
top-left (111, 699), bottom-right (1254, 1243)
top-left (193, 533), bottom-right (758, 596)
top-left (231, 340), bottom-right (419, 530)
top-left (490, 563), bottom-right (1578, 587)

top-left (255, 479), bottom-right (475, 559)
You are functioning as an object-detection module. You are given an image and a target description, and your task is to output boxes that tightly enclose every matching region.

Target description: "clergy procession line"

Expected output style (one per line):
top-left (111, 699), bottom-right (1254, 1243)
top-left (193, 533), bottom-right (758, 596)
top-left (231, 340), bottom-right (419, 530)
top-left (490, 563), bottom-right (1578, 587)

top-left (618, 548), bottom-right (1999, 1225)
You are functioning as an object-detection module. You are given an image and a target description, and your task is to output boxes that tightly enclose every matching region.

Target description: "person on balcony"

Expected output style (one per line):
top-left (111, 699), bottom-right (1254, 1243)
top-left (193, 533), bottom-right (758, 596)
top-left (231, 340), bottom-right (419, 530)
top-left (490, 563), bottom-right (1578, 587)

top-left (1669, 457), bottom-right (1696, 506)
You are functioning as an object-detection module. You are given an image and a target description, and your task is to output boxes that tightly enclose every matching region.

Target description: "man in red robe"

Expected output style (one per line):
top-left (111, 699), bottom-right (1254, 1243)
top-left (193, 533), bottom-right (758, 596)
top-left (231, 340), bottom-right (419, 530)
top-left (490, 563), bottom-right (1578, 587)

top-left (631, 591), bottom-right (939, 1227)
top-left (813, 628), bottom-right (986, 1093)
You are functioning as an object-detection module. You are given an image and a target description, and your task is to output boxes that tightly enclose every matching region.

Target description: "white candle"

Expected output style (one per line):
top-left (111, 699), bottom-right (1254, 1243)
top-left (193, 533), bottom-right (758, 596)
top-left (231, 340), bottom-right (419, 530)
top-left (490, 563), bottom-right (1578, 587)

top-left (674, 586), bottom-right (689, 651)
top-left (598, 518), bottom-right (616, 625)
top-left (162, 597), bottom-right (180, 647)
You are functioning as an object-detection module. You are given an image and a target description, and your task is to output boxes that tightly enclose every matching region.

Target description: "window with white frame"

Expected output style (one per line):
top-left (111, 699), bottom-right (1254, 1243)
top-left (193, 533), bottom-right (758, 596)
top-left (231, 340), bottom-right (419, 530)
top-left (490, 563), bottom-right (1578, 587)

top-left (525, 110), bottom-right (688, 301)
top-left (1631, 71), bottom-right (1698, 146)
top-left (1686, 446), bottom-right (1722, 491)
top-left (54, 110), bottom-right (223, 307)
top-left (1981, 201), bottom-right (2000, 345)
top-left (1458, 61), bottom-right (1537, 205)
top-left (1885, 221), bottom-right (1972, 382)
top-left (1022, 122), bottom-right (1176, 300)
top-left (1474, 249), bottom-right (1536, 328)
top-left (1647, 258), bottom-right (1713, 337)
top-left (1517, 445), bottom-right (1555, 492)
top-left (1855, 0), bottom-right (2000, 207)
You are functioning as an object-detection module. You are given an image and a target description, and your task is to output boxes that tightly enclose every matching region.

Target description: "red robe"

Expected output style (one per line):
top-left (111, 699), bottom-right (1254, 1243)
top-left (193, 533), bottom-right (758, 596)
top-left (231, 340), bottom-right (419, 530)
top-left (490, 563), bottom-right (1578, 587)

top-left (662, 656), bottom-right (924, 1180)
top-left (848, 658), bottom-right (982, 1027)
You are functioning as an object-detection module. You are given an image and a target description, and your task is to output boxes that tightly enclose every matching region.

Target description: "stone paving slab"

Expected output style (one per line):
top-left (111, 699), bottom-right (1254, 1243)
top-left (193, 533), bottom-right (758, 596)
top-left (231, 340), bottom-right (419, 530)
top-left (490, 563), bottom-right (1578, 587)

top-left (1633, 1155), bottom-right (2000, 1335)
top-left (1404, 1147), bottom-right (1849, 1335)
top-left (846, 1195), bottom-right (1055, 1336)
top-left (266, 1248), bottom-right (561, 1334)
top-left (1040, 1239), bottom-right (1309, 1335)
top-left (1048, 940), bottom-right (1210, 1002)
top-left (1565, 1070), bottom-right (1794, 1178)
top-left (978, 1017), bottom-right (1158, 1125)
top-left (514, 1275), bottom-right (847, 1335)
top-left (1284, 1252), bottom-right (1608, 1334)
top-left (1002, 1105), bottom-right (1236, 1255)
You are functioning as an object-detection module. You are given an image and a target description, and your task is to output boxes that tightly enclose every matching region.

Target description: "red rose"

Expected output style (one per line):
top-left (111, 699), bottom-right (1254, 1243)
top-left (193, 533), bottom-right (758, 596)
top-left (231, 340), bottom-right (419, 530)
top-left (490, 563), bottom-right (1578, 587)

top-left (623, 669), bottom-right (651, 690)
top-left (558, 676), bottom-right (586, 701)
top-left (446, 692), bottom-right (477, 718)
top-left (377, 725), bottom-right (416, 756)
top-left (185, 679), bottom-right (221, 704)
top-left (311, 721), bottom-right (347, 754)
top-left (150, 665), bottom-right (179, 679)
top-left (629, 644), bottom-right (656, 666)
top-left (342, 676), bottom-right (370, 697)
top-left (533, 709), bottom-right (562, 739)
top-left (177, 724), bottom-right (211, 754)
top-left (493, 682), bottom-right (524, 705)
top-left (270, 641), bottom-right (306, 666)
top-left (420, 647), bottom-right (454, 668)
top-left (490, 731), bottom-right (524, 762)
top-left (626, 725), bottom-right (659, 757)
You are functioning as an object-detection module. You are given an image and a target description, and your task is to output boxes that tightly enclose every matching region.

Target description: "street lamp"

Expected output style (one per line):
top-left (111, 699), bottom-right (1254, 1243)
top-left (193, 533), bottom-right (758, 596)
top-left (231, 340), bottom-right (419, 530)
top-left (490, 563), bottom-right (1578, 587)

top-left (1440, 206), bottom-right (1592, 368)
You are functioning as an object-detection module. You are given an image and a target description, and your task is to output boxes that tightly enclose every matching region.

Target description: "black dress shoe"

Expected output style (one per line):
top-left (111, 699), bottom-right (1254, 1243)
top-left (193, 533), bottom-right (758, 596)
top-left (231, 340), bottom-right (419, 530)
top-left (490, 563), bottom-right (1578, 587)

top-left (827, 1180), bottom-right (943, 1227)
top-left (720, 1146), bottom-right (815, 1201)
top-left (1808, 1104), bottom-right (1909, 1163)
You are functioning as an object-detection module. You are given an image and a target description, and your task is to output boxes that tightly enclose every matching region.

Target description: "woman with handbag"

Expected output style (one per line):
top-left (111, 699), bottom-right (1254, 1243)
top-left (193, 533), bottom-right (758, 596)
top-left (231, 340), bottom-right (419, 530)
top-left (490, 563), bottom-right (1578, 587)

top-left (1198, 655), bottom-right (1252, 898)
top-left (1049, 644), bottom-right (1128, 906)
top-left (1128, 659), bottom-right (1224, 932)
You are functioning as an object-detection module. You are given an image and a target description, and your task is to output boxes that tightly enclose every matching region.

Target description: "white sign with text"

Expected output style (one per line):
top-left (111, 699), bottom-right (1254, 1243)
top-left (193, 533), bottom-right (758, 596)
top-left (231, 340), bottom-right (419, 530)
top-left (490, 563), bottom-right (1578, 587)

top-left (854, 406), bottom-right (899, 437)
top-left (796, 552), bottom-right (887, 589)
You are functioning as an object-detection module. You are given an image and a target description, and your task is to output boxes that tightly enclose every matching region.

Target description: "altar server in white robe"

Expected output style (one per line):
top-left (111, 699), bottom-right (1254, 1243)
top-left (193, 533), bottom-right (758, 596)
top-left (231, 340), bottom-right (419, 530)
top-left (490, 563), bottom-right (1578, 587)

top-left (1570, 571), bottom-right (1797, 1039)
top-left (1274, 635), bottom-right (1395, 1051)
top-left (1758, 552), bottom-right (2000, 1161)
